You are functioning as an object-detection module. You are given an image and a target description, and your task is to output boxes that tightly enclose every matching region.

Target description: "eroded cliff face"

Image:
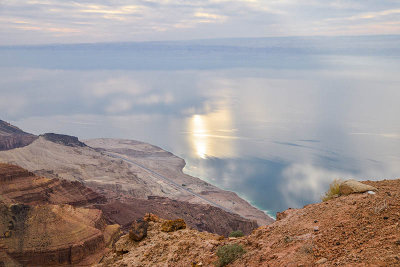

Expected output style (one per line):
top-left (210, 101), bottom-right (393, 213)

top-left (0, 163), bottom-right (260, 266)
top-left (0, 163), bottom-right (119, 266)
top-left (0, 120), bottom-right (37, 151)
top-left (100, 179), bottom-right (400, 267)
top-left (0, 204), bottom-right (106, 266)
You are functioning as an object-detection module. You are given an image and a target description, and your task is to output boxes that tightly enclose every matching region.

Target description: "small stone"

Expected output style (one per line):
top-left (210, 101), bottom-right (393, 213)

top-left (314, 220), bottom-right (318, 223)
top-left (335, 242), bottom-right (340, 246)
top-left (316, 258), bottom-right (328, 264)
top-left (394, 240), bottom-right (400, 245)
top-left (314, 227), bottom-right (319, 232)
top-left (4, 231), bottom-right (11, 238)
top-left (383, 216), bottom-right (389, 220)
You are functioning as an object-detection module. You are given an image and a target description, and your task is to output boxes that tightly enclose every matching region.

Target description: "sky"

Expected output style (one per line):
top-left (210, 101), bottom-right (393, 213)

top-left (1, 0), bottom-right (400, 45)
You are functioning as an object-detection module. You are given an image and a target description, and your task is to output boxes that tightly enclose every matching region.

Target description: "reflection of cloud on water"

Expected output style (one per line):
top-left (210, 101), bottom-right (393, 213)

top-left (280, 163), bottom-right (351, 208)
top-left (350, 132), bottom-right (400, 139)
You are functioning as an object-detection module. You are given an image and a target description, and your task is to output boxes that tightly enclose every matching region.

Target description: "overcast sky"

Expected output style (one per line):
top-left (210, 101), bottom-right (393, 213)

top-left (1, 0), bottom-right (400, 45)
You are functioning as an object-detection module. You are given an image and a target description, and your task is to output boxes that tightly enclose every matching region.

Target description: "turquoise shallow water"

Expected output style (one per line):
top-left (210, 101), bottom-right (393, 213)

top-left (1, 36), bottom-right (400, 215)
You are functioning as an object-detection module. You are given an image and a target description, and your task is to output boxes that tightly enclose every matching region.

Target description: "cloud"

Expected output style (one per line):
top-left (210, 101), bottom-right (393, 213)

top-left (105, 98), bottom-right (134, 113)
top-left (0, 94), bottom-right (27, 116)
top-left (87, 77), bottom-right (146, 97)
top-left (1, 0), bottom-right (399, 44)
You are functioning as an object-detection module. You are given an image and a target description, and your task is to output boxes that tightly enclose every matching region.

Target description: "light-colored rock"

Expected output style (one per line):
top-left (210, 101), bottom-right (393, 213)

top-left (339, 179), bottom-right (377, 195)
top-left (316, 257), bottom-right (328, 264)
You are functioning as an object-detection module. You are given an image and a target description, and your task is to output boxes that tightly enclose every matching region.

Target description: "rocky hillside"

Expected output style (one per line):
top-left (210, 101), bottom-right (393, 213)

top-left (96, 196), bottom-right (258, 236)
top-left (0, 120), bottom-right (37, 151)
top-left (0, 163), bottom-right (120, 266)
top-left (100, 179), bottom-right (400, 266)
top-left (0, 130), bottom-right (273, 225)
top-left (0, 163), bottom-right (106, 206)
top-left (0, 163), bottom-right (262, 265)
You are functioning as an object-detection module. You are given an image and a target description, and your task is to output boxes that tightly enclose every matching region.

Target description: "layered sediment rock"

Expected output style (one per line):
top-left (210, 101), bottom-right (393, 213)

top-left (0, 163), bottom-right (119, 266)
top-left (0, 120), bottom-right (37, 151)
top-left (0, 204), bottom-right (106, 266)
top-left (0, 163), bottom-right (106, 206)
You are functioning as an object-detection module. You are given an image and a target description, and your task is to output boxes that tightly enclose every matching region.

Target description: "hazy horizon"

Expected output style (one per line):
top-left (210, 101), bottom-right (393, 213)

top-left (2, 0), bottom-right (399, 45)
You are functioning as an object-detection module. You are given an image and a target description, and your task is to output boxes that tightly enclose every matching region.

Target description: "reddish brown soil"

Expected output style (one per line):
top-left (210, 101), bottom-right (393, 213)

top-left (101, 179), bottom-right (400, 266)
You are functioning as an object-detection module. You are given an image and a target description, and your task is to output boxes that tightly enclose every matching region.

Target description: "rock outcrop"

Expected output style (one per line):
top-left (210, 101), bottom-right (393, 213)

top-left (0, 120), bottom-right (37, 151)
top-left (339, 179), bottom-right (378, 195)
top-left (161, 218), bottom-right (186, 232)
top-left (100, 215), bottom-right (222, 266)
top-left (128, 219), bottom-right (149, 242)
top-left (41, 133), bottom-right (87, 147)
top-left (100, 178), bottom-right (400, 266)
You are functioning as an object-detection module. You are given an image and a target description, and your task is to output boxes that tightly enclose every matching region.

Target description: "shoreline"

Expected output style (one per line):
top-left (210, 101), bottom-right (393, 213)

top-left (182, 162), bottom-right (276, 220)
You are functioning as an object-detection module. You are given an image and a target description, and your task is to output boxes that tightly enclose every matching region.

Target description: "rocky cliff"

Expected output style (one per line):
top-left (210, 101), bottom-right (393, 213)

top-left (0, 163), bottom-right (261, 265)
top-left (0, 163), bottom-right (119, 266)
top-left (0, 120), bottom-right (37, 151)
top-left (100, 179), bottom-right (400, 266)
top-left (0, 163), bottom-right (105, 206)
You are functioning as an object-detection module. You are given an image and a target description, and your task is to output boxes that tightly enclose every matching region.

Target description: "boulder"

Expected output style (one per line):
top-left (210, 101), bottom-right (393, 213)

top-left (129, 219), bottom-right (148, 242)
top-left (161, 219), bottom-right (186, 232)
top-left (339, 180), bottom-right (377, 195)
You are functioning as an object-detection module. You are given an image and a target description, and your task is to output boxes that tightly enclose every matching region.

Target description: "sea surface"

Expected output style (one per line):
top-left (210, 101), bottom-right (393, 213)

top-left (1, 36), bottom-right (400, 216)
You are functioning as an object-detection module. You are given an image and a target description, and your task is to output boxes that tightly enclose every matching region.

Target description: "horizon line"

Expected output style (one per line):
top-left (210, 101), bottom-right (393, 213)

top-left (1, 34), bottom-right (399, 48)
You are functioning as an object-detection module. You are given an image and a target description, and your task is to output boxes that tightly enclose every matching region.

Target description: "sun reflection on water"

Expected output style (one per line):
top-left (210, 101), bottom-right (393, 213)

top-left (188, 107), bottom-right (236, 159)
top-left (192, 115), bottom-right (208, 158)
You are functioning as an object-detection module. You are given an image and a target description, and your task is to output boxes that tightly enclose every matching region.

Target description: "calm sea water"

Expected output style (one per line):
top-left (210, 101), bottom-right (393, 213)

top-left (1, 36), bottom-right (399, 216)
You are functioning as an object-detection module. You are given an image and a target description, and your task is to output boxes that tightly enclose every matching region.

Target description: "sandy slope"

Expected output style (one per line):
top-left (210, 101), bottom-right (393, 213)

top-left (0, 137), bottom-right (273, 225)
